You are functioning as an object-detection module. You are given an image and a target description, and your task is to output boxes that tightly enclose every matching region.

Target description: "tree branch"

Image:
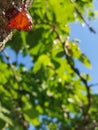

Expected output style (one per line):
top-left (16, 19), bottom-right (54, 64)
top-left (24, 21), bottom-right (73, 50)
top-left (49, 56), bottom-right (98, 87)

top-left (54, 30), bottom-right (92, 126)
top-left (3, 50), bottom-right (28, 130)
top-left (70, 0), bottom-right (96, 33)
top-left (3, 50), bottom-right (19, 81)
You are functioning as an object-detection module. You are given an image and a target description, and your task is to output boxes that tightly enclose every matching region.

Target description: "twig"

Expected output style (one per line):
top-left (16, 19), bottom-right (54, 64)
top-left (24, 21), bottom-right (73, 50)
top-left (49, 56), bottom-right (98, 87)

top-left (89, 82), bottom-right (98, 88)
top-left (65, 39), bottom-right (91, 122)
top-left (3, 50), bottom-right (19, 81)
top-left (65, 38), bottom-right (91, 118)
top-left (3, 50), bottom-right (28, 130)
top-left (55, 30), bottom-right (92, 125)
top-left (70, 0), bottom-right (96, 33)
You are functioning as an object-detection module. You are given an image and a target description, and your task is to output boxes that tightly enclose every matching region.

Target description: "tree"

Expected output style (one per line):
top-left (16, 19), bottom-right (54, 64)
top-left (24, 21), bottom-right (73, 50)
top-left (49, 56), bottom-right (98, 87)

top-left (0, 0), bottom-right (97, 130)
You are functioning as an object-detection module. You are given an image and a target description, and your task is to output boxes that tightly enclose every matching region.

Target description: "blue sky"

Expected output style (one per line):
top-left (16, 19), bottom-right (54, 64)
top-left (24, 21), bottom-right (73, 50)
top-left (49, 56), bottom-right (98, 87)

top-left (70, 0), bottom-right (98, 93)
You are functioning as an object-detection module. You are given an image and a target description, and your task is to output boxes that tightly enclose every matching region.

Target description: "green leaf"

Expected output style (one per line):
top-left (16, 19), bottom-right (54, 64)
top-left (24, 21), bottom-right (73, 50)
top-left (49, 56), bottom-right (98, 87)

top-left (79, 53), bottom-right (91, 68)
top-left (0, 113), bottom-right (12, 126)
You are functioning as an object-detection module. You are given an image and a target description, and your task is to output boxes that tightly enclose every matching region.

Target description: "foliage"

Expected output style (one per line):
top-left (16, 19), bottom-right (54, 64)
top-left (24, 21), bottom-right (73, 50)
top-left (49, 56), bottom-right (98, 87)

top-left (0, 0), bottom-right (98, 130)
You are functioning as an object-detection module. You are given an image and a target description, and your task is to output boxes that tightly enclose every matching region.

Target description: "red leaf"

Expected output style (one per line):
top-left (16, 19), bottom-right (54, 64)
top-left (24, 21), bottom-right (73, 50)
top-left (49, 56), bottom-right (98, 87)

top-left (5, 5), bottom-right (32, 31)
